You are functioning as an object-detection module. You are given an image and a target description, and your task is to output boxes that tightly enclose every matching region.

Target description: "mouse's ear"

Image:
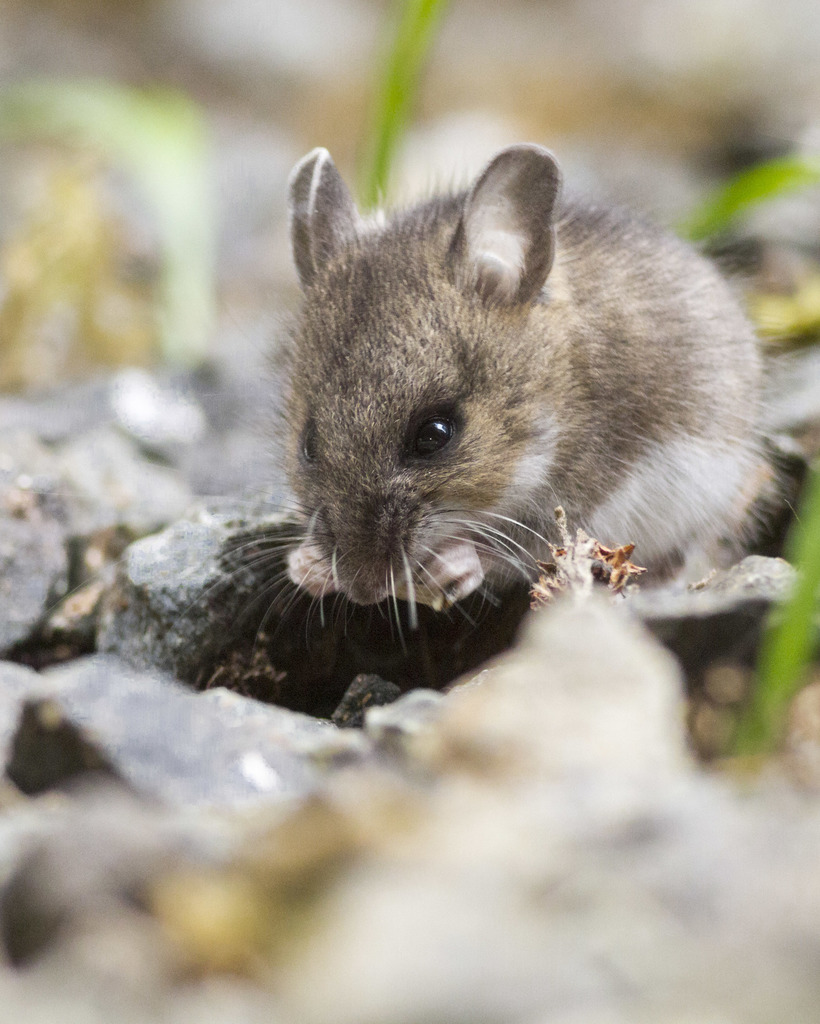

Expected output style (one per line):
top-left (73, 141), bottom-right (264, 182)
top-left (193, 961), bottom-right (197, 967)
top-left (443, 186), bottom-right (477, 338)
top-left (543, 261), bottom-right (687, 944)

top-left (453, 144), bottom-right (562, 305)
top-left (288, 148), bottom-right (360, 289)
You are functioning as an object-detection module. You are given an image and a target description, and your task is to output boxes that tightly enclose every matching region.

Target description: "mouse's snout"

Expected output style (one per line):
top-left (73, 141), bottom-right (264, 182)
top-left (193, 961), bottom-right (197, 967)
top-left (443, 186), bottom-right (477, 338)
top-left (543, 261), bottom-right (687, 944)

top-left (286, 497), bottom-right (487, 609)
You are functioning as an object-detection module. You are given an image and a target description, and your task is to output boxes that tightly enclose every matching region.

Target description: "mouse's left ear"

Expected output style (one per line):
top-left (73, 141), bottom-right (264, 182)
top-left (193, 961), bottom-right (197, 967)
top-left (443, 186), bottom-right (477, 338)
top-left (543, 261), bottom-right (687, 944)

top-left (453, 144), bottom-right (562, 305)
top-left (288, 148), bottom-right (360, 289)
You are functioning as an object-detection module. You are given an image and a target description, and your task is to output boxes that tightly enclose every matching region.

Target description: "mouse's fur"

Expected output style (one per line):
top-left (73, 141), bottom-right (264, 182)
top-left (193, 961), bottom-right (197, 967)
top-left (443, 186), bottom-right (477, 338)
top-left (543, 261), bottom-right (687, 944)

top-left (280, 145), bottom-right (761, 608)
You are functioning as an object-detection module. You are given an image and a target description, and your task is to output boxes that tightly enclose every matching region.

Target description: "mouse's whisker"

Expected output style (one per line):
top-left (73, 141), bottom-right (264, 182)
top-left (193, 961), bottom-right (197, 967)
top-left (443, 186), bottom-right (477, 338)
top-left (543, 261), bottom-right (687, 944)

top-left (475, 511), bottom-right (553, 550)
top-left (389, 563), bottom-right (407, 652)
top-left (251, 574), bottom-right (304, 656)
top-left (475, 582), bottom-right (501, 608)
top-left (304, 506), bottom-right (321, 543)
top-left (461, 517), bottom-right (539, 569)
top-left (429, 521), bottom-right (535, 584)
top-left (166, 549), bottom-right (287, 646)
top-left (331, 546), bottom-right (340, 590)
top-left (400, 547), bottom-right (418, 631)
top-left (470, 526), bottom-right (538, 572)
top-left (414, 553), bottom-right (449, 602)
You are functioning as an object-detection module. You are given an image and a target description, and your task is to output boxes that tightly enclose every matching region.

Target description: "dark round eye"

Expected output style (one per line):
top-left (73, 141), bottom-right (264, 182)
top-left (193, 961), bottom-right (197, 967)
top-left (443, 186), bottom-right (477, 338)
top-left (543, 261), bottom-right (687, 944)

top-left (413, 417), bottom-right (455, 456)
top-left (302, 421), bottom-right (317, 462)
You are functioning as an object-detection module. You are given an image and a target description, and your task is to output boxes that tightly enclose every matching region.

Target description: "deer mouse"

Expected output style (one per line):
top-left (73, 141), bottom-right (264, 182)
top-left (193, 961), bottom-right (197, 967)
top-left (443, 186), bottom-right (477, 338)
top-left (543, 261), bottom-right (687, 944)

top-left (281, 144), bottom-right (761, 611)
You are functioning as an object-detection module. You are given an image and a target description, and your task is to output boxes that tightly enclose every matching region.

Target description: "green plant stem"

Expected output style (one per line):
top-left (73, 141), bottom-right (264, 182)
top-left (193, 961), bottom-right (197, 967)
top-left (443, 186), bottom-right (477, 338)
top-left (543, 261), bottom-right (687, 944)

top-left (733, 465), bottom-right (820, 756)
top-left (358, 0), bottom-right (450, 209)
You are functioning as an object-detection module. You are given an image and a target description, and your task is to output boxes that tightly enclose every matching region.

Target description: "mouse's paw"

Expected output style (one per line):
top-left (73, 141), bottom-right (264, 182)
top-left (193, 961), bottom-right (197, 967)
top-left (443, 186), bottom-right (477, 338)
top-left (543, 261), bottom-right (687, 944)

top-left (287, 541), bottom-right (338, 598)
top-left (419, 540), bottom-right (485, 608)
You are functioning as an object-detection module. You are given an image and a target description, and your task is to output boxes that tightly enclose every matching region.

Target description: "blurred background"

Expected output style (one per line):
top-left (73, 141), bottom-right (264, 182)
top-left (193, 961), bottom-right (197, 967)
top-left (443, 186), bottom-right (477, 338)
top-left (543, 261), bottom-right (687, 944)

top-left (0, 0), bottom-right (819, 478)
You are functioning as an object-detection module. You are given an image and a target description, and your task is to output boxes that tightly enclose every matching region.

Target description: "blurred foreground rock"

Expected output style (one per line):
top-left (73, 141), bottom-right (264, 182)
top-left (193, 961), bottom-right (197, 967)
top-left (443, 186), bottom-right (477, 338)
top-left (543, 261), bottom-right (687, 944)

top-left (0, 599), bottom-right (819, 1022)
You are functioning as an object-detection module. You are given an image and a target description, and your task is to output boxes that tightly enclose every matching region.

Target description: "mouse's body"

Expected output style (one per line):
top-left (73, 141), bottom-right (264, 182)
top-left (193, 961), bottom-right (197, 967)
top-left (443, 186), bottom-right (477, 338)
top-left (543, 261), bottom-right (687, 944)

top-left (281, 145), bottom-right (761, 609)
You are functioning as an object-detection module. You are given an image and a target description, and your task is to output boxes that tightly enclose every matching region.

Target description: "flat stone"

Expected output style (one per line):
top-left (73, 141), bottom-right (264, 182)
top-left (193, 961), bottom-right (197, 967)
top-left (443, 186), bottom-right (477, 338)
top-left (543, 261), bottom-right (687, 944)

top-left (0, 654), bottom-right (332, 806)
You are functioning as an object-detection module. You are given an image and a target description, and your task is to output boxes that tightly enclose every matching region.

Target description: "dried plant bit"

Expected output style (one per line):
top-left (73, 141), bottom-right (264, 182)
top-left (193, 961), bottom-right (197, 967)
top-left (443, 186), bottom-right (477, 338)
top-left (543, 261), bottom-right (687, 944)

top-left (592, 541), bottom-right (647, 594)
top-left (553, 505), bottom-right (572, 547)
top-left (529, 506), bottom-right (646, 606)
top-left (530, 561), bottom-right (565, 609)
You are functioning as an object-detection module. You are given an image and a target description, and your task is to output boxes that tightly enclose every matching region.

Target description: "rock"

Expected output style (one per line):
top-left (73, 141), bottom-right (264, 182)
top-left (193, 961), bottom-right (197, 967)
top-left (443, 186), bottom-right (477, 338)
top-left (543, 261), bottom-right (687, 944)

top-left (0, 425), bottom-right (193, 658)
top-left (55, 427), bottom-right (192, 539)
top-left (430, 594), bottom-right (688, 789)
top-left (5, 698), bottom-right (125, 796)
top-left (0, 496), bottom-right (68, 655)
top-left (108, 368), bottom-right (207, 455)
top-left (0, 425), bottom-right (190, 540)
top-left (96, 503), bottom-right (275, 686)
top-left (264, 599), bottom-right (820, 1024)
top-left (0, 654), bottom-right (332, 806)
top-left (364, 689), bottom-right (447, 762)
top-left (331, 674), bottom-right (402, 729)
top-left (627, 555), bottom-right (796, 690)
top-left (2, 594), bottom-right (820, 1023)
top-left (0, 663), bottom-right (46, 730)
top-left (95, 502), bottom-right (348, 713)
top-left (0, 784), bottom-right (219, 975)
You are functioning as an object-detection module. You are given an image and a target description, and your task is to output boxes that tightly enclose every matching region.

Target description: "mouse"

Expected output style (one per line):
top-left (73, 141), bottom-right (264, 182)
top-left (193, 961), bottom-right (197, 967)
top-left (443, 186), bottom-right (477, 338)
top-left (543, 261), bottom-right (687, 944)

top-left (279, 143), bottom-right (762, 614)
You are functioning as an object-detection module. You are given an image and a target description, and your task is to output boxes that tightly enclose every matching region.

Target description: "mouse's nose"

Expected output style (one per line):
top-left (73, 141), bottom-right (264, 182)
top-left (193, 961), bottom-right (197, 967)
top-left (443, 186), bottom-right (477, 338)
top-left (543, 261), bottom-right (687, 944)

top-left (344, 576), bottom-right (390, 606)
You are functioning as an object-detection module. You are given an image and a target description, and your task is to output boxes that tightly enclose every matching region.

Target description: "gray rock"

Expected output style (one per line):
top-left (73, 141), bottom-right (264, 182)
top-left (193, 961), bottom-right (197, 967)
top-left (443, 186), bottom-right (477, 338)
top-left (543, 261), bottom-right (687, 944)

top-left (0, 654), bottom-right (332, 806)
top-left (0, 503), bottom-right (68, 654)
top-left (96, 502), bottom-right (299, 685)
top-left (437, 594), bottom-right (688, 787)
top-left (56, 427), bottom-right (192, 539)
top-left (6, 697), bottom-right (126, 796)
top-left (0, 425), bottom-right (192, 655)
top-left (270, 599), bottom-right (820, 1024)
top-left (3, 594), bottom-right (820, 1024)
top-left (0, 662), bottom-right (44, 714)
top-left (0, 381), bottom-right (114, 445)
top-left (0, 421), bottom-right (190, 540)
top-left (108, 368), bottom-right (207, 454)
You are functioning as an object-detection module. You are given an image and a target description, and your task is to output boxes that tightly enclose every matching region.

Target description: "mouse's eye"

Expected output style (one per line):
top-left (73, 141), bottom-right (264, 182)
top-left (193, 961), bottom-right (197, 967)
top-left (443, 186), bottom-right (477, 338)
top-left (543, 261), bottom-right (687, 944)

top-left (413, 416), bottom-right (455, 456)
top-left (302, 421), bottom-right (318, 462)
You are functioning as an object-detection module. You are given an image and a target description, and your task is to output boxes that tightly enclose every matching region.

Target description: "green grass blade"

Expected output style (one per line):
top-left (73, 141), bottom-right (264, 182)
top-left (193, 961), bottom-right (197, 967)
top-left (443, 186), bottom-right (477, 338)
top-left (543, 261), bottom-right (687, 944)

top-left (358, 0), bottom-right (450, 209)
top-left (681, 155), bottom-right (820, 242)
top-left (0, 80), bottom-right (214, 366)
top-left (733, 466), bottom-right (820, 756)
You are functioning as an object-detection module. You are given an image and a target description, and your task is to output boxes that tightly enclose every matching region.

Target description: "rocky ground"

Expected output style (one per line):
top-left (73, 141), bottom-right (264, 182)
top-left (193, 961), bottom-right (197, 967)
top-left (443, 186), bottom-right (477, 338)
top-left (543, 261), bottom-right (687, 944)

top-left (1, 0), bottom-right (820, 1021)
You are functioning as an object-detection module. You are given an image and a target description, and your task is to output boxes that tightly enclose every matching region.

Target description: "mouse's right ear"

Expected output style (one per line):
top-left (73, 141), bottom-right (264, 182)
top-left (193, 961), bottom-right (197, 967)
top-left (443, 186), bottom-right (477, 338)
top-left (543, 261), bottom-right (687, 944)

top-left (288, 148), bottom-right (360, 289)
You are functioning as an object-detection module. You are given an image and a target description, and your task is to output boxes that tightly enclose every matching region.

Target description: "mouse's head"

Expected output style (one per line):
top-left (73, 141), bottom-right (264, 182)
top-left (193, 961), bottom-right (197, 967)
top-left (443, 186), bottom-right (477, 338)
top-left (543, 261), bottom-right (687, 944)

top-left (281, 145), bottom-right (562, 610)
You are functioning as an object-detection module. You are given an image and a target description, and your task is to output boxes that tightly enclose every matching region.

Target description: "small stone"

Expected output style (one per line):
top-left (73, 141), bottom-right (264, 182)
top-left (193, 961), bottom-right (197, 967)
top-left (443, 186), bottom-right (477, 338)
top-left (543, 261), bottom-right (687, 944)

top-left (331, 675), bottom-right (402, 729)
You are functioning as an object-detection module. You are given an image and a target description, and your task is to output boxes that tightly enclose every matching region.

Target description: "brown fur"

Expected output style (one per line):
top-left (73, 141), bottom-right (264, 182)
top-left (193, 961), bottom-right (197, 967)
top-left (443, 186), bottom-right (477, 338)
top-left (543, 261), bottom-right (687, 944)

top-left (280, 146), bottom-right (760, 602)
